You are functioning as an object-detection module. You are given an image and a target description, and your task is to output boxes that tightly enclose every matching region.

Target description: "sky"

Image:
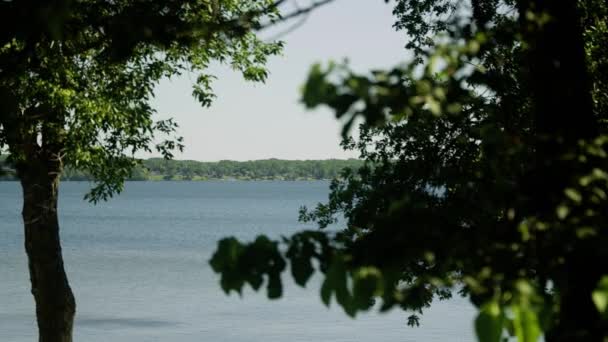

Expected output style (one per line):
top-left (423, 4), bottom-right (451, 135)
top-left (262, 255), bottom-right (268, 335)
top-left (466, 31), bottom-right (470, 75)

top-left (149, 0), bottom-right (408, 161)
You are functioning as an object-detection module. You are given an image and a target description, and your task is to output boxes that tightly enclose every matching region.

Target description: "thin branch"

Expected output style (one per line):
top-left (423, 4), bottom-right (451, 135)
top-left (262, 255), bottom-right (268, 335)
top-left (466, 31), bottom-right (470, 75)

top-left (278, 0), bottom-right (334, 23)
top-left (259, 0), bottom-right (336, 30)
top-left (265, 0), bottom-right (312, 40)
top-left (266, 14), bottom-right (310, 40)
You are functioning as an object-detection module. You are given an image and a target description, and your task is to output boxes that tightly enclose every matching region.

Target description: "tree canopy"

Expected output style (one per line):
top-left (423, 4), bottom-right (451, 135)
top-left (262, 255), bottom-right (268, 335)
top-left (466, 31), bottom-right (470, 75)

top-left (211, 1), bottom-right (608, 341)
top-left (0, 1), bottom-right (309, 341)
top-left (0, 0), bottom-right (285, 201)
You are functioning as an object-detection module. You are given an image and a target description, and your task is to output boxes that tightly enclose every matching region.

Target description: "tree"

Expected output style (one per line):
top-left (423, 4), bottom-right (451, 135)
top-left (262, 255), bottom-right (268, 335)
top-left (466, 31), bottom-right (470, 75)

top-left (211, 0), bottom-right (608, 341)
top-left (0, 1), bottom-right (298, 340)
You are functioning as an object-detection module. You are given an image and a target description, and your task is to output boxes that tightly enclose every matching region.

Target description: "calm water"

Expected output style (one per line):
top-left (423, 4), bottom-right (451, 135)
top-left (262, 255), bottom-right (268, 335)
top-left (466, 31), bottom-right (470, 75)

top-left (0, 181), bottom-right (475, 342)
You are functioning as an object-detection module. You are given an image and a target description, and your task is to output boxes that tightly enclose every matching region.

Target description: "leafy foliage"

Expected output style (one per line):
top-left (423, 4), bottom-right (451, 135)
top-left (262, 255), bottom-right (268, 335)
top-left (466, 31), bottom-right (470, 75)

top-left (0, 0), bottom-right (283, 201)
top-left (0, 2), bottom-right (342, 341)
top-left (211, 0), bottom-right (608, 341)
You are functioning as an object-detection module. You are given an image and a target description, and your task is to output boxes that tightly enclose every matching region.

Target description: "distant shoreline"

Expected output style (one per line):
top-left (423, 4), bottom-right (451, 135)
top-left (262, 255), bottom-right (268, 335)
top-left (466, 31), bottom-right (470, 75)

top-left (0, 158), bottom-right (363, 182)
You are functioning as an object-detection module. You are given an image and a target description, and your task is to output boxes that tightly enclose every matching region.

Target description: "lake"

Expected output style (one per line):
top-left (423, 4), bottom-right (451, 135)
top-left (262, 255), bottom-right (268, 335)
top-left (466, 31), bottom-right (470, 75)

top-left (0, 181), bottom-right (476, 342)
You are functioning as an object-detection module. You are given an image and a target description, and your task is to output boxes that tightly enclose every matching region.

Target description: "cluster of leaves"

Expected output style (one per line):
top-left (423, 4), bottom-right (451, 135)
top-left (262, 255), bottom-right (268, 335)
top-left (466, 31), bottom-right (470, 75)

top-left (212, 0), bottom-right (608, 341)
top-left (0, 0), bottom-right (283, 201)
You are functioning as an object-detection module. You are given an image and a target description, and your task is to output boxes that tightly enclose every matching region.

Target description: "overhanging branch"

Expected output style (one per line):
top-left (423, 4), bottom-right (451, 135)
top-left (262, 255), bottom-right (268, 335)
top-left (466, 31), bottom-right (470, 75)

top-left (259, 0), bottom-right (336, 30)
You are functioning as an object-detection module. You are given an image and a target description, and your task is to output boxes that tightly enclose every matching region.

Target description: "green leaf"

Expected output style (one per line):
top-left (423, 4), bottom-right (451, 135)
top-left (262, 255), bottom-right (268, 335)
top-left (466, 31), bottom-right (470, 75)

top-left (564, 188), bottom-right (583, 204)
top-left (592, 276), bottom-right (608, 316)
top-left (475, 301), bottom-right (505, 342)
top-left (320, 255), bottom-right (353, 315)
top-left (556, 205), bottom-right (570, 220)
top-left (209, 238), bottom-right (242, 281)
top-left (512, 304), bottom-right (541, 342)
top-left (287, 235), bottom-right (317, 287)
top-left (352, 267), bottom-right (383, 310)
top-left (301, 63), bottom-right (335, 108)
top-left (320, 276), bottom-right (332, 306)
top-left (267, 274), bottom-right (283, 299)
top-left (291, 256), bottom-right (314, 287)
top-left (246, 272), bottom-right (263, 291)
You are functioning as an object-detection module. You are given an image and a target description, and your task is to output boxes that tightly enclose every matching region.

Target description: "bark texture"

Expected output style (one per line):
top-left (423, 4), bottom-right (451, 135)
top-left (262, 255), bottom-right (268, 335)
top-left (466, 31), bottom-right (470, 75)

top-left (18, 156), bottom-right (75, 342)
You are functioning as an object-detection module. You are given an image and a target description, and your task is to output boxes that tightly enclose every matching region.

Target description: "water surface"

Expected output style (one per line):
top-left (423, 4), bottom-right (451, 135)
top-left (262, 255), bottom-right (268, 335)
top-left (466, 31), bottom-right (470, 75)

top-left (0, 181), bottom-right (475, 341)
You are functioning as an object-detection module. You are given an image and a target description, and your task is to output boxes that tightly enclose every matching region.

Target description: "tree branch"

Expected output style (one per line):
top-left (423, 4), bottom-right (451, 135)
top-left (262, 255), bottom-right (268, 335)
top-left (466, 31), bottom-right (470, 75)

top-left (259, 0), bottom-right (336, 30)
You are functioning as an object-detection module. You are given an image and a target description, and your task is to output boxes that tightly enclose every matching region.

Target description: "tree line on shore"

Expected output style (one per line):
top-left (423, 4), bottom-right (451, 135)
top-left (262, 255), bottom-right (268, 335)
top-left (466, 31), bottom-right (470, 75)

top-left (0, 157), bottom-right (362, 181)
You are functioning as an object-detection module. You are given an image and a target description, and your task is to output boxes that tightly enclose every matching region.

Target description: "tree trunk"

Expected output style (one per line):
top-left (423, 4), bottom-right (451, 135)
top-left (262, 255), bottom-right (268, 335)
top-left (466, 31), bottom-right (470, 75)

top-left (18, 157), bottom-right (75, 342)
top-left (517, 0), bottom-right (606, 340)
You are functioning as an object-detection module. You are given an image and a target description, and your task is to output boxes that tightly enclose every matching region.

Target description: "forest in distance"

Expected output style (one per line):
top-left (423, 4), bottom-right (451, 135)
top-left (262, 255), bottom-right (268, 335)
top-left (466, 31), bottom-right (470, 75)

top-left (0, 157), bottom-right (363, 181)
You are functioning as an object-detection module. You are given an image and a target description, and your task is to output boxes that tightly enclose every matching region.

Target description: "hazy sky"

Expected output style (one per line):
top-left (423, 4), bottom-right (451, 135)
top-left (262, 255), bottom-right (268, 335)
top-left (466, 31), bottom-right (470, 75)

top-left (150, 0), bottom-right (407, 161)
